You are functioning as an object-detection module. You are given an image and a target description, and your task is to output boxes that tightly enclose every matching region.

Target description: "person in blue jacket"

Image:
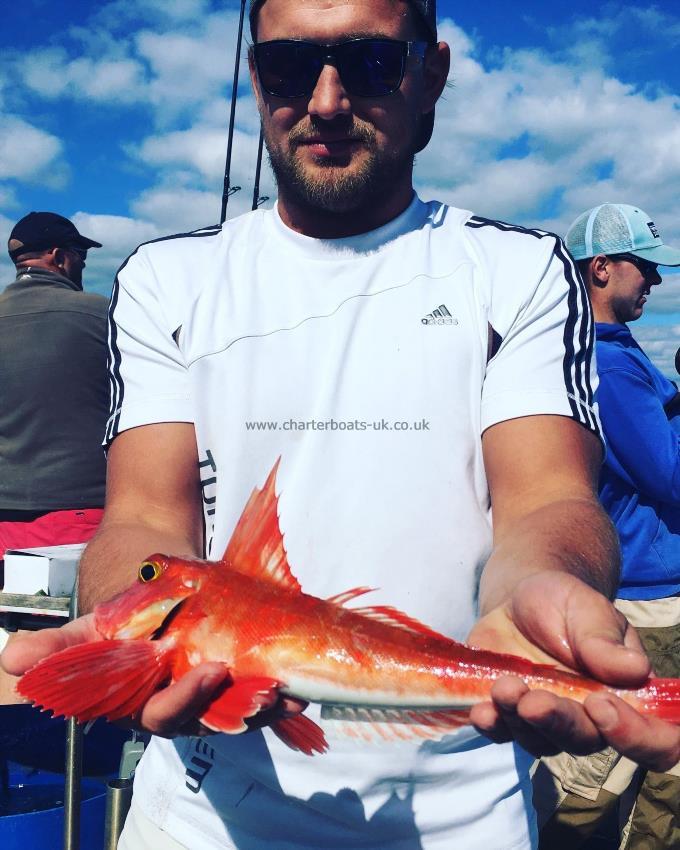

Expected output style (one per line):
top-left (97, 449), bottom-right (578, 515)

top-left (534, 202), bottom-right (680, 849)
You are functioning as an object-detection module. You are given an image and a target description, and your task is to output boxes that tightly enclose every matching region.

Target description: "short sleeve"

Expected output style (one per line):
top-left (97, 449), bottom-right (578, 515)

top-left (104, 246), bottom-right (193, 446)
top-left (475, 229), bottom-right (601, 440)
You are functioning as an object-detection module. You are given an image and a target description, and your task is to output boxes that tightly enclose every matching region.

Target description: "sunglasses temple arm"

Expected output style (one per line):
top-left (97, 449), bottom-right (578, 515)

top-left (221, 0), bottom-right (247, 224)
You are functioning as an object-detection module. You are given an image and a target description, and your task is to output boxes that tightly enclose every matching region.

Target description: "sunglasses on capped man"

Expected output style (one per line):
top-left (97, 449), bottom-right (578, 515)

top-left (253, 38), bottom-right (429, 99)
top-left (65, 244), bottom-right (88, 261)
top-left (610, 253), bottom-right (659, 278)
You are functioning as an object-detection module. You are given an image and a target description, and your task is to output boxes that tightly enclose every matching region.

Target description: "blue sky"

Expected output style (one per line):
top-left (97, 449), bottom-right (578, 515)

top-left (1, 0), bottom-right (679, 374)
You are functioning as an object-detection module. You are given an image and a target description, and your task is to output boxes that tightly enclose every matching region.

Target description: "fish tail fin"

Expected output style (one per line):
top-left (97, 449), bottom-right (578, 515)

top-left (272, 714), bottom-right (328, 756)
top-left (18, 639), bottom-right (173, 723)
top-left (630, 677), bottom-right (680, 724)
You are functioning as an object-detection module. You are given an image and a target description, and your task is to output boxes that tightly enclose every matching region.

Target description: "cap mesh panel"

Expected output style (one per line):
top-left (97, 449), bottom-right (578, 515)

top-left (566, 213), bottom-right (589, 257)
top-left (591, 206), bottom-right (632, 254)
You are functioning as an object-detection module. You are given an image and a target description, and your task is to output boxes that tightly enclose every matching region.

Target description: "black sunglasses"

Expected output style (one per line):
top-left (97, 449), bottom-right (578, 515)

top-left (65, 244), bottom-right (88, 261)
top-left (610, 253), bottom-right (658, 278)
top-left (253, 38), bottom-right (428, 99)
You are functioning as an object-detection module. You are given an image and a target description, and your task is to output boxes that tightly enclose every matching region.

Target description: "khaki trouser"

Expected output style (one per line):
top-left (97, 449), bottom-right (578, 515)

top-left (533, 596), bottom-right (680, 850)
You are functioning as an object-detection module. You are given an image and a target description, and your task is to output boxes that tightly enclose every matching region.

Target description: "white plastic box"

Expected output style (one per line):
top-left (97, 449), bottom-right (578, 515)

top-left (2, 543), bottom-right (85, 597)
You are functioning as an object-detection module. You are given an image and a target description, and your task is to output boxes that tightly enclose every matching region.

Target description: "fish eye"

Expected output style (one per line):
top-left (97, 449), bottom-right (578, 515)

top-left (139, 561), bottom-right (161, 582)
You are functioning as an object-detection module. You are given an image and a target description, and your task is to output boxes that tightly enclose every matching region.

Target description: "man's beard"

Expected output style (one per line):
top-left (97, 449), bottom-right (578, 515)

top-left (266, 117), bottom-right (417, 216)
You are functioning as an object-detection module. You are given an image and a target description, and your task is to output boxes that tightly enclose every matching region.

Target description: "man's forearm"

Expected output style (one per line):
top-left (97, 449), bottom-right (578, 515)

top-left (78, 521), bottom-right (203, 614)
top-left (479, 497), bottom-right (620, 616)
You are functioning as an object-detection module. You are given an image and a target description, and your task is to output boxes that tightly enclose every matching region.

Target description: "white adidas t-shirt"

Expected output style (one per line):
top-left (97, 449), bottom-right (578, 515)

top-left (107, 196), bottom-right (599, 850)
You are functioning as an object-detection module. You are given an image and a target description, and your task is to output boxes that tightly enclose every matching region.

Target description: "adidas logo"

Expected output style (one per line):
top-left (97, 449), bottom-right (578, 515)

top-left (421, 304), bottom-right (457, 325)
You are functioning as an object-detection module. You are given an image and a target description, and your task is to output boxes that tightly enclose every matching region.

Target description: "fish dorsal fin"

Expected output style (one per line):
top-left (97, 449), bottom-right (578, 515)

top-left (220, 459), bottom-right (302, 593)
top-left (326, 586), bottom-right (376, 606)
top-left (351, 605), bottom-right (456, 642)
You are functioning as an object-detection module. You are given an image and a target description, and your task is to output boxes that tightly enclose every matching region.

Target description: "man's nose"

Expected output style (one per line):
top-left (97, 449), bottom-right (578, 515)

top-left (308, 64), bottom-right (352, 121)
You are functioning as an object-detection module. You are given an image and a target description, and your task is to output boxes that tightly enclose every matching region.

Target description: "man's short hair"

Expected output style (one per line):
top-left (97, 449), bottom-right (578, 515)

top-left (248, 0), bottom-right (437, 42)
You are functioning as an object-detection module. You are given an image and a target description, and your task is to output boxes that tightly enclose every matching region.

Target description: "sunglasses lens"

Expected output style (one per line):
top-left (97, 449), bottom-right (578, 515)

top-left (67, 245), bottom-right (87, 260)
top-left (339, 40), bottom-right (407, 96)
top-left (255, 41), bottom-right (322, 98)
top-left (255, 39), bottom-right (409, 98)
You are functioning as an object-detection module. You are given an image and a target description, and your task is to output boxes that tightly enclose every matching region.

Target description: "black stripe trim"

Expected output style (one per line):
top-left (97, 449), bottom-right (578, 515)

top-left (105, 276), bottom-right (123, 445)
top-left (104, 223), bottom-right (224, 445)
top-left (466, 215), bottom-right (555, 240)
top-left (466, 215), bottom-right (600, 439)
top-left (553, 240), bottom-right (599, 436)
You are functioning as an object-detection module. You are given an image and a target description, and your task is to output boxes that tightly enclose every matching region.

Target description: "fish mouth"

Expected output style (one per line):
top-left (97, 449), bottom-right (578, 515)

top-left (148, 597), bottom-right (188, 640)
top-left (96, 594), bottom-right (190, 640)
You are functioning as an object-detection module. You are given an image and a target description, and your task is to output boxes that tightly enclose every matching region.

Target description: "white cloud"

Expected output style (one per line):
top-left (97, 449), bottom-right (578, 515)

top-left (414, 17), bottom-right (680, 252)
top-left (633, 323), bottom-right (680, 381)
top-left (20, 49), bottom-right (147, 104)
top-left (133, 119), bottom-right (262, 183)
top-left (74, 213), bottom-right (166, 296)
top-left (642, 272), bottom-right (680, 316)
top-left (134, 12), bottom-right (245, 114)
top-left (0, 213), bottom-right (16, 289)
top-left (0, 115), bottom-right (63, 181)
top-left (131, 186), bottom-right (224, 231)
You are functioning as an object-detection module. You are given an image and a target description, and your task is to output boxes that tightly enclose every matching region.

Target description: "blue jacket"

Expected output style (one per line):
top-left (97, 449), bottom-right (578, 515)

top-left (595, 322), bottom-right (680, 600)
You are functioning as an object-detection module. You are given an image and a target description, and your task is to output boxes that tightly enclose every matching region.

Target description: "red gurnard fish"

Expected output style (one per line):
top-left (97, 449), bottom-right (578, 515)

top-left (18, 460), bottom-right (680, 755)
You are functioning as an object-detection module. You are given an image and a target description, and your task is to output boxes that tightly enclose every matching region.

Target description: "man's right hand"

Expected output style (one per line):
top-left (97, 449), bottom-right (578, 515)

top-left (0, 616), bottom-right (231, 737)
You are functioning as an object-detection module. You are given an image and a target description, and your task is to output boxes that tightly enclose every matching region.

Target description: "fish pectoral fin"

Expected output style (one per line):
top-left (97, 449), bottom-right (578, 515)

top-left (272, 714), bottom-right (328, 756)
top-left (320, 705), bottom-right (471, 745)
top-left (200, 676), bottom-right (280, 734)
top-left (218, 458), bottom-right (303, 594)
top-left (349, 605), bottom-right (458, 642)
top-left (17, 639), bottom-right (172, 723)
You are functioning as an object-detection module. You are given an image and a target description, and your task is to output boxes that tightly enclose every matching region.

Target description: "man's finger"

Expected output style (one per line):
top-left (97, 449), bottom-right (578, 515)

top-left (515, 689), bottom-right (606, 756)
top-left (476, 676), bottom-right (605, 758)
top-left (0, 614), bottom-right (99, 676)
top-left (566, 605), bottom-right (650, 688)
top-left (139, 663), bottom-right (230, 738)
top-left (585, 693), bottom-right (680, 772)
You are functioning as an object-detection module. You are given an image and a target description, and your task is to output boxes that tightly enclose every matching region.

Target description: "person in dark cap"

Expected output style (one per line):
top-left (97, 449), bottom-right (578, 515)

top-left (0, 211), bottom-right (108, 560)
top-left (4, 5), bottom-right (679, 850)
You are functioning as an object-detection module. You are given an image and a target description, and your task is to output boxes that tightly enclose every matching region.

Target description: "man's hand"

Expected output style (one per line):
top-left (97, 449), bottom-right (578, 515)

top-left (0, 616), bottom-right (305, 737)
top-left (468, 571), bottom-right (680, 772)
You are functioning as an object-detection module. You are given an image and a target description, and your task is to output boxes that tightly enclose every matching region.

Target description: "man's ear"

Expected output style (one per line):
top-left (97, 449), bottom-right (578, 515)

top-left (590, 255), bottom-right (610, 287)
top-left (421, 41), bottom-right (450, 115)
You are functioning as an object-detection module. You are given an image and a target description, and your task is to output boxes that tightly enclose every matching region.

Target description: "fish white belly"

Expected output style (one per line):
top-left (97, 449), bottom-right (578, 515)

top-left (280, 672), bottom-right (475, 709)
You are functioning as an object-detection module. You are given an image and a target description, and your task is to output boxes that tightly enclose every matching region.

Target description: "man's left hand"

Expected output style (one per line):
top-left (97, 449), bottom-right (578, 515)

top-left (468, 570), bottom-right (680, 771)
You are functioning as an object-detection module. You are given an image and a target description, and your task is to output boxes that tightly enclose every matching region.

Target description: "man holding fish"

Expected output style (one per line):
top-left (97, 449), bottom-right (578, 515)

top-left (3, 1), bottom-right (680, 849)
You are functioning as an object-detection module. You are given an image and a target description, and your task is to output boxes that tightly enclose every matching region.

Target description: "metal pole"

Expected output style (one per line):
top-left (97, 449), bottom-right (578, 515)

top-left (251, 125), bottom-right (268, 211)
top-left (63, 718), bottom-right (83, 849)
top-left (103, 779), bottom-right (134, 850)
top-left (220, 0), bottom-right (248, 223)
top-left (63, 580), bottom-right (83, 850)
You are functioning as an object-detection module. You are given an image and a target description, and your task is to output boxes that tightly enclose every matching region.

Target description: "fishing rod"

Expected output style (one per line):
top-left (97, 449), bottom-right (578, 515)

top-left (251, 125), bottom-right (269, 210)
top-left (220, 0), bottom-right (247, 223)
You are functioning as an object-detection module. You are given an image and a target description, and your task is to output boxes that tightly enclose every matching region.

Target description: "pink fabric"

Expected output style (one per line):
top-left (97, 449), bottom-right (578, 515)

top-left (0, 508), bottom-right (103, 557)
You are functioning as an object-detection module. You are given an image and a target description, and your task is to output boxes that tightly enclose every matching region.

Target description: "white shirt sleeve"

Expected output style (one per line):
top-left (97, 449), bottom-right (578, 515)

top-left (465, 221), bottom-right (600, 438)
top-left (104, 245), bottom-right (193, 446)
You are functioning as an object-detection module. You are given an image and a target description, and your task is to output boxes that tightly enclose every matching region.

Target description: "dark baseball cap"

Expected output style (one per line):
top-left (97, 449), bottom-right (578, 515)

top-left (8, 211), bottom-right (102, 261)
top-left (248, 0), bottom-right (438, 153)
